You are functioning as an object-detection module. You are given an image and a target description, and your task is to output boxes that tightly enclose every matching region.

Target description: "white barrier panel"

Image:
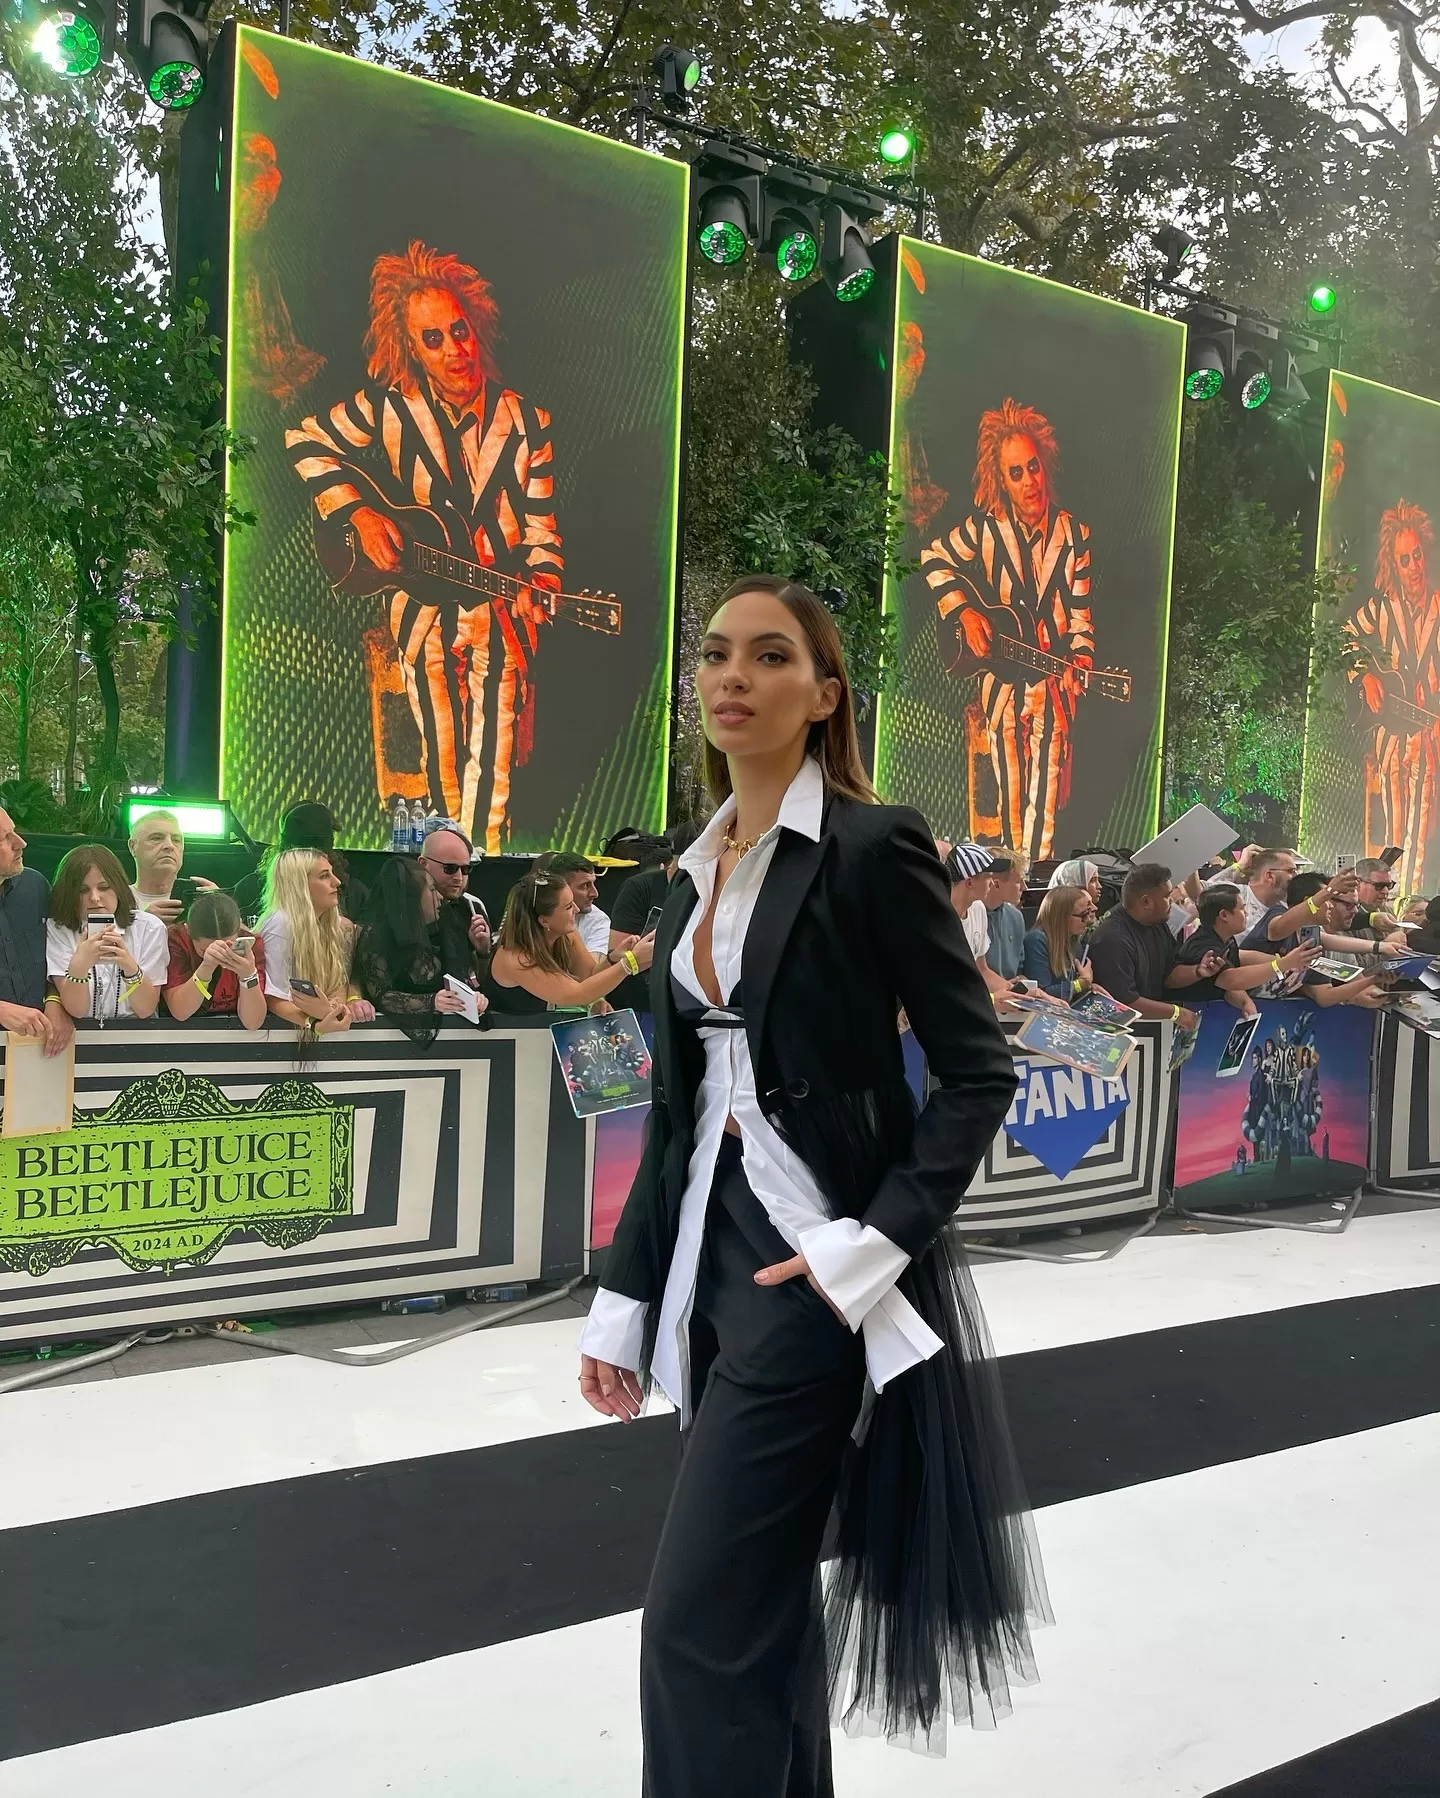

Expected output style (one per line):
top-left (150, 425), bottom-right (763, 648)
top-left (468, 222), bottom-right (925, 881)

top-left (1373, 1013), bottom-right (1440, 1189)
top-left (954, 1020), bottom-right (1173, 1233)
top-left (0, 1018), bottom-right (587, 1347)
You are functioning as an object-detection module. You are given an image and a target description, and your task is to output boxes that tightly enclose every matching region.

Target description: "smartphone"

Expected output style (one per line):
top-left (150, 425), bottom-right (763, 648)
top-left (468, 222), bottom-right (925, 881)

top-left (1336, 853), bottom-right (1357, 873)
top-left (289, 978), bottom-right (319, 998)
top-left (86, 912), bottom-right (116, 937)
top-left (643, 905), bottom-right (664, 935)
top-left (172, 875), bottom-right (199, 905)
top-left (1299, 923), bottom-right (1322, 948)
top-left (1381, 846), bottom-right (1404, 867)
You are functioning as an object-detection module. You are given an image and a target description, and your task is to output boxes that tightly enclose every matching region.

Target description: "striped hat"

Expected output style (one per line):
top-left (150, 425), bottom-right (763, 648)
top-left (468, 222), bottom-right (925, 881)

top-left (945, 841), bottom-right (995, 883)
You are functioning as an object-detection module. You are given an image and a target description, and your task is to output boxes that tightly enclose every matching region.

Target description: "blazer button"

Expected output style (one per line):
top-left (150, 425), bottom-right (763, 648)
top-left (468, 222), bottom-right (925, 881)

top-left (786, 1078), bottom-right (810, 1100)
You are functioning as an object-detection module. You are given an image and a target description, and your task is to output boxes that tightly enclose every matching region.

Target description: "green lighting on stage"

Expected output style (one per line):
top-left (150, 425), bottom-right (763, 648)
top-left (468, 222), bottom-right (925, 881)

top-left (682, 56), bottom-right (700, 92)
top-left (33, 10), bottom-right (101, 77)
top-left (149, 59), bottom-right (204, 108)
top-left (1308, 283), bottom-right (1337, 314)
top-left (699, 218), bottom-right (746, 266)
top-left (836, 265), bottom-right (875, 302)
top-left (879, 126), bottom-right (914, 163)
top-left (125, 798), bottom-right (232, 839)
top-left (1241, 370), bottom-right (1271, 409)
top-left (1185, 367), bottom-right (1223, 401)
top-left (776, 227), bottom-right (818, 283)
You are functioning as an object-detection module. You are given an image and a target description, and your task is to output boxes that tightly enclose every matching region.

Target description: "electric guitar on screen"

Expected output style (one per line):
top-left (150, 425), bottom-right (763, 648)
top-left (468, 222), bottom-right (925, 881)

top-left (934, 576), bottom-right (1132, 703)
top-left (313, 467), bottom-right (623, 637)
top-left (1351, 665), bottom-right (1440, 738)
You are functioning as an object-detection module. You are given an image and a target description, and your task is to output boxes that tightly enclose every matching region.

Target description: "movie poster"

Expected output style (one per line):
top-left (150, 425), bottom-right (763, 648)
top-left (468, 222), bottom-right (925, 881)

top-left (878, 240), bottom-right (1185, 860)
top-left (1171, 999), bottom-right (1373, 1204)
top-left (222, 28), bottom-right (687, 852)
top-left (1300, 373), bottom-right (1440, 895)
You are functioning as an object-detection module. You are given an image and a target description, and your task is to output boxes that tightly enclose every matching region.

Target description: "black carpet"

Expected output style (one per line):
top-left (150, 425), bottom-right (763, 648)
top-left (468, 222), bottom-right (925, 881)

top-left (3, 1282), bottom-right (1439, 1759)
top-left (1208, 1697), bottom-right (1440, 1796)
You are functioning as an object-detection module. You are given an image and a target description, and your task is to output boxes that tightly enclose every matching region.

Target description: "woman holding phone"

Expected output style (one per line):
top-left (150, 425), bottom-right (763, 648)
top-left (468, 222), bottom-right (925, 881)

top-left (47, 845), bottom-right (168, 1022)
top-left (163, 891), bottom-right (267, 1029)
top-left (484, 872), bottom-right (654, 1017)
top-left (578, 576), bottom-right (1048, 1790)
top-left (257, 849), bottom-right (373, 1035)
top-left (1022, 883), bottom-right (1103, 1000)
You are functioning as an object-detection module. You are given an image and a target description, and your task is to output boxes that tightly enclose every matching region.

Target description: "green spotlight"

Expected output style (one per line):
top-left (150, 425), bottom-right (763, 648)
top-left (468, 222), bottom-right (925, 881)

top-left (1308, 283), bottom-right (1337, 314)
top-left (775, 226), bottom-right (818, 283)
top-left (699, 218), bottom-right (746, 266)
top-left (879, 126), bottom-right (914, 164)
top-left (1241, 369), bottom-right (1271, 409)
top-left (32, 9), bottom-right (101, 77)
top-left (148, 57), bottom-right (204, 108)
top-left (1185, 367), bottom-right (1223, 402)
top-left (145, 12), bottom-right (205, 109)
top-left (835, 265), bottom-right (875, 302)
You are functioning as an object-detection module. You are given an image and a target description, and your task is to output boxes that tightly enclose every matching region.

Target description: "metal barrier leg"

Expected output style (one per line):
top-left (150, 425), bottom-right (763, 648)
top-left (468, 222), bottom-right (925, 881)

top-left (1366, 1183), bottom-right (1440, 1204)
top-left (0, 1280), bottom-right (585, 1397)
top-left (959, 1211), bottom-right (1160, 1264)
top-left (1169, 1187), bottom-right (1365, 1235)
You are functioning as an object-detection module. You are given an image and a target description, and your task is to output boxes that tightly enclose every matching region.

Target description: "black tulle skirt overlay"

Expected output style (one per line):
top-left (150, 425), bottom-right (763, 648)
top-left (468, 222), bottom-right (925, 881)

top-left (823, 1227), bottom-right (1053, 1755)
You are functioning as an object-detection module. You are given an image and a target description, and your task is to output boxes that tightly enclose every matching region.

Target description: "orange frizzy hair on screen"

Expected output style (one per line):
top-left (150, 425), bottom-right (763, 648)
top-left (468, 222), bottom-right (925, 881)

top-left (1374, 499), bottom-right (1434, 598)
top-left (973, 397), bottom-right (1059, 518)
top-left (365, 241), bottom-right (501, 396)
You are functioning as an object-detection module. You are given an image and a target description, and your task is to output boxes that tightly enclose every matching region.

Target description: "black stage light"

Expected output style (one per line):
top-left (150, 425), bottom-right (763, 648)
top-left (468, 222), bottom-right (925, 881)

top-left (1153, 224), bottom-right (1197, 282)
top-left (822, 204), bottom-right (875, 302)
top-left (1180, 302), bottom-right (1236, 402)
top-left (691, 144), bottom-right (766, 269)
top-left (652, 43), bottom-right (701, 112)
top-left (127, 0), bottom-right (209, 109)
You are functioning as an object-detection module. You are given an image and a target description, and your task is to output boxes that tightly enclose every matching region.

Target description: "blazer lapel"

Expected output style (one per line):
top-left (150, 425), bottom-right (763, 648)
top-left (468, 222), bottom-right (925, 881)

top-left (649, 873), bottom-right (699, 1120)
top-left (742, 827), bottom-right (827, 1086)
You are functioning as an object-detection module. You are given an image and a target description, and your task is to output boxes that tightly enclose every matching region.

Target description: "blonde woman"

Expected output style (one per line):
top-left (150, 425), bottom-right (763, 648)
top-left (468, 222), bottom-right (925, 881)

top-left (483, 871), bottom-right (653, 1017)
top-left (1022, 882), bottom-right (1101, 999)
top-left (256, 849), bottom-right (375, 1034)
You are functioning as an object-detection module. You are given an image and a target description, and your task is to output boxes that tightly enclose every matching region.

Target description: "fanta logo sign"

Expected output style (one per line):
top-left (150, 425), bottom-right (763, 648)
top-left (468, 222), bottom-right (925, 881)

top-left (1003, 1058), bottom-right (1131, 1179)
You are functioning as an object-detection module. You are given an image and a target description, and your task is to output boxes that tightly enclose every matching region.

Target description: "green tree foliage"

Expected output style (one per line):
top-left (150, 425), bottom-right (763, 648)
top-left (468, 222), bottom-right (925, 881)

top-left (0, 26), bottom-right (249, 823)
top-left (1165, 403), bottom-right (1347, 826)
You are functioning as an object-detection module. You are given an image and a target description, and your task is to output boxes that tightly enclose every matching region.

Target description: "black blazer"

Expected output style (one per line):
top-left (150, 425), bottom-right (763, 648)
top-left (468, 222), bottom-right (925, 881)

top-left (604, 794), bottom-right (1018, 1317)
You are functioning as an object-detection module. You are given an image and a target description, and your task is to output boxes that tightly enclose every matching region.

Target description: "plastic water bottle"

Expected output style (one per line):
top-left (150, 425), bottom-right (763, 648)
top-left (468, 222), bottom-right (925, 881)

top-left (408, 798), bottom-right (426, 853)
top-left (390, 796), bottom-right (409, 854)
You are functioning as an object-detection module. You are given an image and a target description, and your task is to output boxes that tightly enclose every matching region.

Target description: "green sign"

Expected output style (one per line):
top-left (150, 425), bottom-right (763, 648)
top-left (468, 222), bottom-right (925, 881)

top-left (0, 1070), bottom-right (353, 1277)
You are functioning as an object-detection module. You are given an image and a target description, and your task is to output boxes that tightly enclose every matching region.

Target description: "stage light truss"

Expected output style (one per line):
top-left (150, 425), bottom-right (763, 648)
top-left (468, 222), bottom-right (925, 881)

top-left (688, 141), bottom-right (889, 302)
top-left (1179, 299), bottom-right (1321, 413)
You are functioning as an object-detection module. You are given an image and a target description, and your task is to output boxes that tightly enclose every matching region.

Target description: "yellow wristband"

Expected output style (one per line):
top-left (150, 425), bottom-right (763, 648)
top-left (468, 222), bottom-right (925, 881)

top-left (1270, 956), bottom-right (1281, 974)
top-left (123, 977), bottom-right (143, 1000)
top-left (1306, 896), bottom-right (1320, 915)
top-left (192, 974), bottom-right (211, 999)
top-left (621, 950), bottom-right (640, 977)
top-left (1171, 1004), bottom-right (1180, 1021)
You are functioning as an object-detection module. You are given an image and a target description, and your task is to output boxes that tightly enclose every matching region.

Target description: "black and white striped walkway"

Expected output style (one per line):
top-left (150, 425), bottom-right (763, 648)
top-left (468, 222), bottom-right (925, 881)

top-left (3, 1209), bottom-right (1438, 1795)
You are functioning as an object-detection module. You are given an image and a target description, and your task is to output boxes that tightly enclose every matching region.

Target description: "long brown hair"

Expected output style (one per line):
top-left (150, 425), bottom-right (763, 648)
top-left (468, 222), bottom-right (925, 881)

top-left (1037, 884), bottom-right (1087, 980)
top-left (701, 575), bottom-right (879, 808)
top-left (498, 872), bottom-right (586, 976)
top-left (50, 845), bottom-right (137, 930)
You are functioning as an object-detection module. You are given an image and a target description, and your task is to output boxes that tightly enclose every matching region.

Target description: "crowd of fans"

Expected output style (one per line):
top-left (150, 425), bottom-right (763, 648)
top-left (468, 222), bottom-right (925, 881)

top-left (1, 786), bottom-right (1433, 1061)
top-left (0, 797), bottom-right (690, 1054)
top-left (938, 836), bottom-right (1428, 1035)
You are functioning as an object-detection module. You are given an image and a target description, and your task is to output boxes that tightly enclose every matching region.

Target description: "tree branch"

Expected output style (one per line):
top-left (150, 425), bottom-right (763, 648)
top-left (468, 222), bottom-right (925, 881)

top-left (1327, 56), bottom-right (1407, 141)
top-left (1234, 0), bottom-right (1421, 29)
top-left (565, 0), bottom-right (637, 125)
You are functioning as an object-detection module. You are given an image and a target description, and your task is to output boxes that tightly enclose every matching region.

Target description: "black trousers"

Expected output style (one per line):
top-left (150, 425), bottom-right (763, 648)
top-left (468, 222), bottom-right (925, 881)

top-left (641, 1136), bottom-right (866, 1798)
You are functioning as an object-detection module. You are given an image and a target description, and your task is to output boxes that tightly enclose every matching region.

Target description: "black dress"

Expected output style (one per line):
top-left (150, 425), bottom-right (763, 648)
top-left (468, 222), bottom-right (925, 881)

top-left (605, 788), bottom-right (1050, 1775)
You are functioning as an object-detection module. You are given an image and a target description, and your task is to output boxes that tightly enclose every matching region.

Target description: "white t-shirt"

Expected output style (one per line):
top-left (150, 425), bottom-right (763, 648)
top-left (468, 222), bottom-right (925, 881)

top-left (962, 899), bottom-right (990, 961)
top-left (576, 904), bottom-right (611, 957)
top-left (46, 911), bottom-right (169, 1020)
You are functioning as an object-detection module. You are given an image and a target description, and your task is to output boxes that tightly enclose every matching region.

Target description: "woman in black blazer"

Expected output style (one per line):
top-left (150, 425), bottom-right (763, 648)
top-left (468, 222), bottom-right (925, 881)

top-left (579, 576), bottom-right (1049, 1791)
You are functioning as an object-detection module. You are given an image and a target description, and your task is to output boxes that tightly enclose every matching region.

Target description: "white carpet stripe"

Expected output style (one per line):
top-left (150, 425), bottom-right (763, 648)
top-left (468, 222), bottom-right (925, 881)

top-left (5, 1416), bottom-right (1438, 1796)
top-left (4, 1207), bottom-right (1440, 1532)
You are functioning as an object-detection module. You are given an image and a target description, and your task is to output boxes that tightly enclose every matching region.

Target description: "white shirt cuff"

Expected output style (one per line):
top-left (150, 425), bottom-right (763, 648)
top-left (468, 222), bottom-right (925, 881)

top-left (578, 1287), bottom-right (647, 1371)
top-left (795, 1217), bottom-right (910, 1333)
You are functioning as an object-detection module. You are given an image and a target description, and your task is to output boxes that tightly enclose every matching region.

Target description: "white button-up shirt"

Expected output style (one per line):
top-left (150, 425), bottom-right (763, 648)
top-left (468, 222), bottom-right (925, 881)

top-left (579, 757), bottom-right (942, 1420)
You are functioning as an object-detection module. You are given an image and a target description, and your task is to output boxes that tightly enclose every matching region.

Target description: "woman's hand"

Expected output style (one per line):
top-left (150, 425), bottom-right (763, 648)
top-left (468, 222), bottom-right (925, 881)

top-left (579, 1354), bottom-right (643, 1421)
top-left (67, 934), bottom-right (105, 975)
top-left (346, 998), bottom-right (376, 1023)
top-left (753, 1252), bottom-right (847, 1322)
top-left (631, 932), bottom-right (656, 972)
top-left (433, 987), bottom-right (467, 1014)
top-left (314, 1001), bottom-right (352, 1034)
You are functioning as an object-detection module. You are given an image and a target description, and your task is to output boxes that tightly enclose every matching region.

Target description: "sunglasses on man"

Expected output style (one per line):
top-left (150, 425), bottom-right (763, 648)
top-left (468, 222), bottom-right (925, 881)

top-left (421, 855), bottom-right (471, 877)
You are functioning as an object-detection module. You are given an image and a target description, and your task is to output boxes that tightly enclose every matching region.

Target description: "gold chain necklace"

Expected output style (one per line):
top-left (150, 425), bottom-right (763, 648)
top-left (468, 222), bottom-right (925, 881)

top-left (722, 829), bottom-right (757, 860)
